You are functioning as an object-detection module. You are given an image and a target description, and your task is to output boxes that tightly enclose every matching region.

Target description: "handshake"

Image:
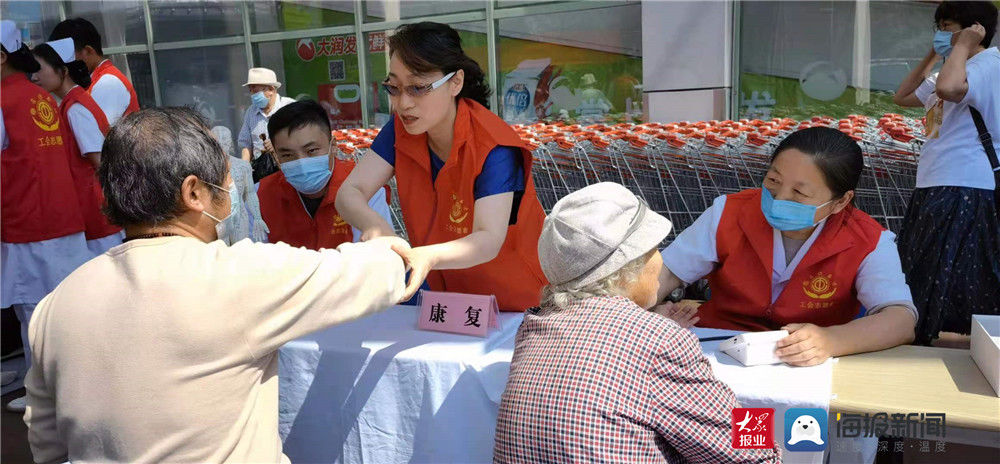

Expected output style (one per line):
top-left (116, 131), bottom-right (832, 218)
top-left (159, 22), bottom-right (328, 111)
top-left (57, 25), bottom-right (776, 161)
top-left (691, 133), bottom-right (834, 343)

top-left (366, 235), bottom-right (435, 303)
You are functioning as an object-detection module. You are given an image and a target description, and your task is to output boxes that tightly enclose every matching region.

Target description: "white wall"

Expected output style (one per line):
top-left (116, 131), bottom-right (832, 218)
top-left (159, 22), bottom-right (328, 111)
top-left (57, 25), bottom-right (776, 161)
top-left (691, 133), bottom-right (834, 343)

top-left (641, 0), bottom-right (733, 122)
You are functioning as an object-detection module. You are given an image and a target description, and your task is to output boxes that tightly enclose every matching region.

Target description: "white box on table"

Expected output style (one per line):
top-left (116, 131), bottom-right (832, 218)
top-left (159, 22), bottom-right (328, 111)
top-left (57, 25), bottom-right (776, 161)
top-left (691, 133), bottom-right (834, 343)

top-left (718, 330), bottom-right (789, 366)
top-left (970, 314), bottom-right (1000, 397)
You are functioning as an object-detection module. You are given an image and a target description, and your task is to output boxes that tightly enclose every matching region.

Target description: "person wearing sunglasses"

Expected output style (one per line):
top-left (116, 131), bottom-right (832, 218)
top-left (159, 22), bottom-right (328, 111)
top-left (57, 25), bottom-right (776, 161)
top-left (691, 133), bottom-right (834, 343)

top-left (655, 128), bottom-right (917, 367)
top-left (336, 22), bottom-right (547, 311)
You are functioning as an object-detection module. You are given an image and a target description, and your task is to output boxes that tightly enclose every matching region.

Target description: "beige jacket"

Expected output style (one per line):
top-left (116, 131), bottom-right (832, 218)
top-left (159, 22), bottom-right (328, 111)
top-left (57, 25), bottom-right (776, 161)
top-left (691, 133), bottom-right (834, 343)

top-left (23, 236), bottom-right (405, 463)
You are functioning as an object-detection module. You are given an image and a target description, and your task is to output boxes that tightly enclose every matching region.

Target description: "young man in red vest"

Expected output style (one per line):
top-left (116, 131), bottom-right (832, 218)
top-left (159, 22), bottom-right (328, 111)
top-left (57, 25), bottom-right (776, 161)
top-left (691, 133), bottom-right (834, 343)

top-left (49, 18), bottom-right (140, 125)
top-left (258, 100), bottom-right (393, 250)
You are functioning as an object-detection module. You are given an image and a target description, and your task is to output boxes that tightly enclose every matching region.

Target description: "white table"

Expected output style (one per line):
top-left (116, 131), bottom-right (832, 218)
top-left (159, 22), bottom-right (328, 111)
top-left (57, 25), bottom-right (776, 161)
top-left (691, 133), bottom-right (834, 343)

top-left (278, 307), bottom-right (835, 463)
top-left (279, 305), bottom-right (523, 464)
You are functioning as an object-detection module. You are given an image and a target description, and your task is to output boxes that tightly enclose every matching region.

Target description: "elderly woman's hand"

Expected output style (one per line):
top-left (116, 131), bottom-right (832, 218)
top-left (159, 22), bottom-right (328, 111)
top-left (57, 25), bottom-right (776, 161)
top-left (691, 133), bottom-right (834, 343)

top-left (776, 323), bottom-right (835, 367)
top-left (650, 301), bottom-right (700, 329)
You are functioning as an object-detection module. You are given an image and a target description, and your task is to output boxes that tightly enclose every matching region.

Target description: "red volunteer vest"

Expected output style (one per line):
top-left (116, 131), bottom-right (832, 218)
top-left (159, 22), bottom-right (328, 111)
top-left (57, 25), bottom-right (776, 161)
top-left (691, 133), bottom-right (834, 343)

top-left (394, 98), bottom-right (548, 311)
top-left (1, 73), bottom-right (85, 243)
top-left (88, 60), bottom-right (140, 116)
top-left (60, 86), bottom-right (122, 240)
top-left (699, 188), bottom-right (884, 331)
top-left (259, 158), bottom-right (367, 250)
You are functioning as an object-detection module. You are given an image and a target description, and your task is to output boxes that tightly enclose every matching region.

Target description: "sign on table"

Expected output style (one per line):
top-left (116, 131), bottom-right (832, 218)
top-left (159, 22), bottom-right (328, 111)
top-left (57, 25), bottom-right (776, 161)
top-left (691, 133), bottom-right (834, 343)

top-left (417, 290), bottom-right (501, 337)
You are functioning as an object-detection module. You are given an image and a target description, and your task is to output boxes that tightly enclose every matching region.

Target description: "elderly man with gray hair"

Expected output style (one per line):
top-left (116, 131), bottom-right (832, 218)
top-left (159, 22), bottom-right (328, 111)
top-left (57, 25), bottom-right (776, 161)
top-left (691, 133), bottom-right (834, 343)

top-left (21, 107), bottom-right (413, 464)
top-left (494, 182), bottom-right (780, 464)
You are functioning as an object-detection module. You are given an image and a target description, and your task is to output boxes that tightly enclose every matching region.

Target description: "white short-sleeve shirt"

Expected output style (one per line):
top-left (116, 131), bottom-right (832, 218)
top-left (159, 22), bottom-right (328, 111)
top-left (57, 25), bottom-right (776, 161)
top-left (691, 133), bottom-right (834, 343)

top-left (914, 47), bottom-right (1000, 190)
top-left (661, 195), bottom-right (917, 320)
top-left (66, 101), bottom-right (105, 155)
top-left (89, 62), bottom-right (132, 126)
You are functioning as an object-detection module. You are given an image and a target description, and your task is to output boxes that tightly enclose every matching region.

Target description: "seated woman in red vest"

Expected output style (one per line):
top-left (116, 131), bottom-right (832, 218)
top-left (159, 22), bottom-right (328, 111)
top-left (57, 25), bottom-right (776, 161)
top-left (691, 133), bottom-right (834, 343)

top-left (32, 37), bottom-right (123, 255)
top-left (336, 22), bottom-right (547, 311)
top-left (656, 127), bottom-right (917, 366)
top-left (258, 100), bottom-right (392, 250)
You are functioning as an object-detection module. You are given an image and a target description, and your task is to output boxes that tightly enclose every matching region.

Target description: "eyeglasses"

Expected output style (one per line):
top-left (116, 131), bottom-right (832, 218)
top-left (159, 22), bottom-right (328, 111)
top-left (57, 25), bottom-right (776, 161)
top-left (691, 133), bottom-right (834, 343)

top-left (382, 71), bottom-right (455, 98)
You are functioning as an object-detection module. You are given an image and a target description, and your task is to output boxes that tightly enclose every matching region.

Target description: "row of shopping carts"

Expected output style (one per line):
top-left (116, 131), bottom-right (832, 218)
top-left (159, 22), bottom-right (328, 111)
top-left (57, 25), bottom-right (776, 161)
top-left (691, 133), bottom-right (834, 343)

top-left (332, 114), bottom-right (924, 244)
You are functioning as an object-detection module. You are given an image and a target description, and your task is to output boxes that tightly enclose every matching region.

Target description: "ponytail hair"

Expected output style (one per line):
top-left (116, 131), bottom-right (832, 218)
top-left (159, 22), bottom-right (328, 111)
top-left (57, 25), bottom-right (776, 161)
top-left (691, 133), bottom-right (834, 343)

top-left (388, 22), bottom-right (491, 109)
top-left (1, 43), bottom-right (41, 74)
top-left (32, 43), bottom-right (92, 89)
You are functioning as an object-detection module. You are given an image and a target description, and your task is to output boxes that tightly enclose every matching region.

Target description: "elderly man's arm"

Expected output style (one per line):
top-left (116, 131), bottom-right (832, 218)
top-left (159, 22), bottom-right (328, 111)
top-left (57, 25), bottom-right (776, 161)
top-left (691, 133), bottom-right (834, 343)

top-left (236, 237), bottom-right (407, 359)
top-left (23, 298), bottom-right (69, 464)
top-left (646, 328), bottom-right (781, 463)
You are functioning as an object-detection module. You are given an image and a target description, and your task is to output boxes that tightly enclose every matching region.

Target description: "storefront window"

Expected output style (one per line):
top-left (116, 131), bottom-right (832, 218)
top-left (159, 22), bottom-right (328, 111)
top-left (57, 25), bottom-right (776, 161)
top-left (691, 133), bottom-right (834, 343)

top-left (65, 1), bottom-right (147, 48)
top-left (249, 0), bottom-right (354, 34)
top-left (497, 3), bottom-right (643, 124)
top-left (254, 32), bottom-right (362, 130)
top-left (157, 45), bottom-right (249, 149)
top-left (107, 53), bottom-right (156, 108)
top-left (363, 1), bottom-right (484, 22)
top-left (1, 0), bottom-right (63, 46)
top-left (149, 1), bottom-right (244, 43)
top-left (737, 1), bottom-right (933, 120)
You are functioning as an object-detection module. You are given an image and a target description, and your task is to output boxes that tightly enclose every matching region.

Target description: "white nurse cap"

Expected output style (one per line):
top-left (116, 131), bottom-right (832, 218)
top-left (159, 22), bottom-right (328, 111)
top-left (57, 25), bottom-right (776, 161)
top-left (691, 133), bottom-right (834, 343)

top-left (47, 37), bottom-right (76, 63)
top-left (1, 20), bottom-right (21, 52)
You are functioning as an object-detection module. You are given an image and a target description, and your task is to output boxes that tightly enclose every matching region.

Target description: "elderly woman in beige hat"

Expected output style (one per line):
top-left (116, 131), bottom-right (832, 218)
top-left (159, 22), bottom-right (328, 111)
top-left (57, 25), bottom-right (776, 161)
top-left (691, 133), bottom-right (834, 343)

top-left (494, 182), bottom-right (780, 464)
top-left (237, 67), bottom-right (296, 180)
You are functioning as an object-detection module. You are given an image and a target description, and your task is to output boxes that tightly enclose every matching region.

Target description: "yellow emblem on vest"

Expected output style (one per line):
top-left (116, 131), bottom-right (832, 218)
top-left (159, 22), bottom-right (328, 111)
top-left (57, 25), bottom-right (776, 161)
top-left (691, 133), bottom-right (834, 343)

top-left (30, 95), bottom-right (59, 132)
top-left (803, 272), bottom-right (837, 300)
top-left (332, 214), bottom-right (347, 227)
top-left (449, 193), bottom-right (469, 224)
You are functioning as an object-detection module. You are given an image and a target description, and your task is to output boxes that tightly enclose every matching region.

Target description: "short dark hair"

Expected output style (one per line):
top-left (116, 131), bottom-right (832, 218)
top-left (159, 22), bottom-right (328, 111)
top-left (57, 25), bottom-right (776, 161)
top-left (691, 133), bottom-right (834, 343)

top-left (99, 107), bottom-right (228, 226)
top-left (935, 1), bottom-right (998, 47)
top-left (1, 43), bottom-right (41, 74)
top-left (267, 99), bottom-right (331, 141)
top-left (388, 22), bottom-right (492, 109)
top-left (32, 43), bottom-right (91, 88)
top-left (770, 127), bottom-right (864, 200)
top-left (49, 18), bottom-right (104, 57)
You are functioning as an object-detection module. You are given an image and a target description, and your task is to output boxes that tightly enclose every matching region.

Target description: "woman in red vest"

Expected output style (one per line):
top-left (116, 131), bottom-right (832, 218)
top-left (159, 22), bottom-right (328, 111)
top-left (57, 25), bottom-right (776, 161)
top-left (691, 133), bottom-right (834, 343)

top-left (33, 38), bottom-right (123, 255)
top-left (1, 20), bottom-right (93, 412)
top-left (336, 22), bottom-right (547, 311)
top-left (656, 127), bottom-right (917, 366)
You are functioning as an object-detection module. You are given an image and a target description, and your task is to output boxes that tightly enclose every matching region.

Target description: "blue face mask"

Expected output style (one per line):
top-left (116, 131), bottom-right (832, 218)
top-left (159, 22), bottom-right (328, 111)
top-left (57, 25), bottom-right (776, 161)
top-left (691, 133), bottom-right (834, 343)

top-left (202, 181), bottom-right (241, 245)
top-left (251, 91), bottom-right (269, 109)
top-left (281, 154), bottom-right (333, 195)
top-left (933, 30), bottom-right (954, 59)
top-left (760, 187), bottom-right (834, 231)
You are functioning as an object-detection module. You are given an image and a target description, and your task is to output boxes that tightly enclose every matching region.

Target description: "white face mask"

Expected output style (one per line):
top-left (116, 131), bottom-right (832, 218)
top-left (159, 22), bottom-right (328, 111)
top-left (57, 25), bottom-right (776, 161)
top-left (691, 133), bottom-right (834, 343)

top-left (201, 180), bottom-right (239, 245)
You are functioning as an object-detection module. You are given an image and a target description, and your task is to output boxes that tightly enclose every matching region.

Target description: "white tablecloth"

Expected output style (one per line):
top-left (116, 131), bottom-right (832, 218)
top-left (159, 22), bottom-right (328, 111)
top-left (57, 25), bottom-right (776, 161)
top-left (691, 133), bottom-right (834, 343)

top-left (279, 308), bottom-right (839, 464)
top-left (279, 305), bottom-right (523, 464)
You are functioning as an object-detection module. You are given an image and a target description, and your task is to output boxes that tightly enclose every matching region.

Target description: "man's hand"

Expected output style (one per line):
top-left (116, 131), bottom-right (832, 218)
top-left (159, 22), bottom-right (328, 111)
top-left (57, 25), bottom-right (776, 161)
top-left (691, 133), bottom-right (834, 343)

top-left (955, 22), bottom-right (986, 49)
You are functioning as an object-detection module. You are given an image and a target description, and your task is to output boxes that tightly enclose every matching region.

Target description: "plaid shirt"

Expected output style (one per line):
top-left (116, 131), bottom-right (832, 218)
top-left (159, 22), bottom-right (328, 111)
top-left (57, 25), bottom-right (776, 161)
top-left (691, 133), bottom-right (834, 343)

top-left (494, 295), bottom-right (781, 464)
